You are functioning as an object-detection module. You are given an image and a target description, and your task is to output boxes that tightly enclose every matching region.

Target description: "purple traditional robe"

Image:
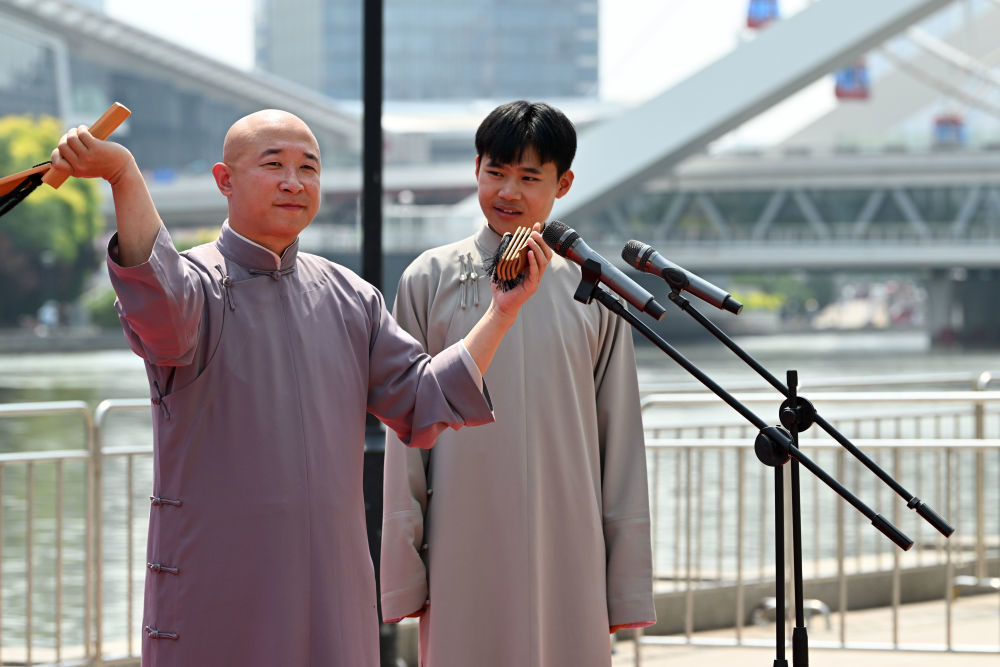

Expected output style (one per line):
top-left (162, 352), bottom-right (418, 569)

top-left (107, 222), bottom-right (493, 666)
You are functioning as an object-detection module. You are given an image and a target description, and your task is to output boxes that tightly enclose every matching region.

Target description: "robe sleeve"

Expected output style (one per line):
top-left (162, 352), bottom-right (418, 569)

top-left (594, 306), bottom-right (657, 629)
top-left (379, 267), bottom-right (437, 622)
top-left (106, 225), bottom-right (206, 366)
top-left (365, 276), bottom-right (493, 451)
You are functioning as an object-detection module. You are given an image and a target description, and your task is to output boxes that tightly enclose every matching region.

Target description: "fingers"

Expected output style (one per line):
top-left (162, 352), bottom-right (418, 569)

top-left (51, 126), bottom-right (89, 175)
top-left (48, 146), bottom-right (71, 176)
top-left (50, 126), bottom-right (128, 182)
top-left (525, 233), bottom-right (551, 275)
top-left (66, 126), bottom-right (96, 155)
top-left (518, 234), bottom-right (550, 290)
top-left (529, 230), bottom-right (552, 262)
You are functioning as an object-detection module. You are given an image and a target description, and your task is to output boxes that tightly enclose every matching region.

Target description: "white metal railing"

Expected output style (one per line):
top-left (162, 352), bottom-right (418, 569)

top-left (0, 401), bottom-right (95, 667)
top-left (634, 389), bottom-right (1000, 663)
top-left (0, 381), bottom-right (998, 665)
top-left (638, 369), bottom-right (997, 397)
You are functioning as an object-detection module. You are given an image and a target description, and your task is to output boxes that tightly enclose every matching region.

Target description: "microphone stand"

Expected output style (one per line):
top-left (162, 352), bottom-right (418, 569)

top-left (571, 259), bottom-right (954, 666)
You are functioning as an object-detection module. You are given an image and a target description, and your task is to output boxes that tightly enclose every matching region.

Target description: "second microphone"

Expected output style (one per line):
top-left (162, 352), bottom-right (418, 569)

top-left (622, 240), bottom-right (743, 315)
top-left (542, 221), bottom-right (667, 320)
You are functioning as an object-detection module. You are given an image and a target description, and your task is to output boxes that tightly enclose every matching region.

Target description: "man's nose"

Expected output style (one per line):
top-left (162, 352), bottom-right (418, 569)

top-left (499, 178), bottom-right (520, 199)
top-left (280, 170), bottom-right (304, 193)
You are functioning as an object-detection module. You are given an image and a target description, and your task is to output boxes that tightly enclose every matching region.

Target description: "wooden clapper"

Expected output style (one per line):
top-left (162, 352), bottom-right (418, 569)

top-left (494, 225), bottom-right (534, 283)
top-left (0, 102), bottom-right (132, 217)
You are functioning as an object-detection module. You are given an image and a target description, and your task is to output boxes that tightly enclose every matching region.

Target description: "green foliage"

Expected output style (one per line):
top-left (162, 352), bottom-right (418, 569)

top-left (0, 115), bottom-right (104, 324)
top-left (730, 272), bottom-right (836, 317)
top-left (173, 227), bottom-right (220, 252)
top-left (729, 289), bottom-right (785, 312)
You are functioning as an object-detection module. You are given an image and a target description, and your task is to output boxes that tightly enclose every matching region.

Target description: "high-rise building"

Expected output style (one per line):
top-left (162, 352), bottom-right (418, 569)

top-left (256, 0), bottom-right (599, 101)
top-left (1, 0), bottom-right (358, 182)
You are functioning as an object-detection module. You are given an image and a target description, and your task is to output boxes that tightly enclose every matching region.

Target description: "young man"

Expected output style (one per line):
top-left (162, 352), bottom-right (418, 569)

top-left (380, 101), bottom-right (655, 666)
top-left (49, 109), bottom-right (551, 666)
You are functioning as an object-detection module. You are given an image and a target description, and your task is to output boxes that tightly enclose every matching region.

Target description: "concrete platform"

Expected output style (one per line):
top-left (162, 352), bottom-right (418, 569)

top-left (613, 593), bottom-right (999, 666)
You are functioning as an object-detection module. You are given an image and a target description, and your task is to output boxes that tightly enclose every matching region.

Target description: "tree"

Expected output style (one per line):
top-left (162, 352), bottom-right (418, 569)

top-left (0, 115), bottom-right (104, 325)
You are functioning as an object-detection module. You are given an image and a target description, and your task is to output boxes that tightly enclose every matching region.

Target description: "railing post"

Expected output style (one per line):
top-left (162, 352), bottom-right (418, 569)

top-left (684, 448), bottom-right (694, 640)
top-left (836, 449), bottom-right (846, 647)
top-left (56, 460), bottom-right (64, 664)
top-left (0, 467), bottom-right (4, 666)
top-left (891, 449), bottom-right (901, 648)
top-left (944, 447), bottom-right (954, 650)
top-left (26, 462), bottom-right (34, 667)
top-left (735, 447), bottom-right (745, 643)
top-left (973, 373), bottom-right (989, 580)
top-left (973, 372), bottom-right (990, 438)
top-left (975, 447), bottom-right (986, 579)
top-left (90, 404), bottom-right (104, 667)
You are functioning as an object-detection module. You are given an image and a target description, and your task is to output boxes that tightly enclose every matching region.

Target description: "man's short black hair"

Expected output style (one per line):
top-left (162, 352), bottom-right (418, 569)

top-left (475, 101), bottom-right (577, 177)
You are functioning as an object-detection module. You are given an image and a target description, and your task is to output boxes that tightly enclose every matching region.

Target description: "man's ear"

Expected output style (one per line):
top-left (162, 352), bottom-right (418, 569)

top-left (211, 162), bottom-right (233, 197)
top-left (556, 169), bottom-right (574, 199)
top-left (474, 155), bottom-right (481, 179)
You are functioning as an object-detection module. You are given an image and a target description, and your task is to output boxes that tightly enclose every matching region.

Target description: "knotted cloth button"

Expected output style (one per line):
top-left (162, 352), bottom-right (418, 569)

top-left (149, 495), bottom-right (183, 507)
top-left (145, 626), bottom-right (179, 640)
top-left (147, 562), bottom-right (180, 575)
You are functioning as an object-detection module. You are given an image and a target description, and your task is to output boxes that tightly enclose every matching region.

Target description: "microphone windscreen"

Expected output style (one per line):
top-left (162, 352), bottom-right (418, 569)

top-left (541, 219), bottom-right (570, 248)
top-left (621, 240), bottom-right (645, 267)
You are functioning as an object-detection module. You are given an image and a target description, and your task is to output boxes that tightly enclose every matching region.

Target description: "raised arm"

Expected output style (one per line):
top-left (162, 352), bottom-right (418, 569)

top-left (49, 128), bottom-right (162, 267)
top-left (462, 224), bottom-right (552, 373)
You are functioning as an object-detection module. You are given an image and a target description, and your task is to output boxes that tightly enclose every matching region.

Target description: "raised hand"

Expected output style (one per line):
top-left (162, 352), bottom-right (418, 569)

top-left (51, 127), bottom-right (161, 267)
top-left (50, 127), bottom-right (135, 186)
top-left (489, 222), bottom-right (553, 318)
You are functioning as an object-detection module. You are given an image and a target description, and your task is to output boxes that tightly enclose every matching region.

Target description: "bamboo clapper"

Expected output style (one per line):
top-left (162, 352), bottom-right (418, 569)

top-left (0, 102), bottom-right (132, 198)
top-left (495, 226), bottom-right (533, 282)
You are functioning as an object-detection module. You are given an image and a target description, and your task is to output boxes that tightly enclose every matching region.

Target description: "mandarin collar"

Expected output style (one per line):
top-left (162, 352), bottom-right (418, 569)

top-left (216, 221), bottom-right (299, 272)
top-left (473, 223), bottom-right (503, 260)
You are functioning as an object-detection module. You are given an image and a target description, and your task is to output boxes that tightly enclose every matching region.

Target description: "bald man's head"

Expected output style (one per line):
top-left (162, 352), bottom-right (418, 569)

top-left (211, 109), bottom-right (323, 255)
top-left (222, 109), bottom-right (321, 166)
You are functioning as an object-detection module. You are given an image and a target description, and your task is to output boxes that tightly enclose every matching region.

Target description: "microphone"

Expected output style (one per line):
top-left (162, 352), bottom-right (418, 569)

top-left (542, 221), bottom-right (666, 320)
top-left (622, 240), bottom-right (743, 315)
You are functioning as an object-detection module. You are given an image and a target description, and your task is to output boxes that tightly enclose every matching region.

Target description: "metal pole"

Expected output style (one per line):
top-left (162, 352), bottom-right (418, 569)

top-left (362, 3), bottom-right (397, 666)
top-left (362, 0), bottom-right (383, 291)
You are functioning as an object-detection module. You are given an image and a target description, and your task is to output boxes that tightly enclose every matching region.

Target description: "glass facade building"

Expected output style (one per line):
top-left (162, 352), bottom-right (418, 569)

top-left (0, 24), bottom-right (63, 119)
top-left (256, 0), bottom-right (599, 101)
top-left (0, 2), bottom-right (356, 178)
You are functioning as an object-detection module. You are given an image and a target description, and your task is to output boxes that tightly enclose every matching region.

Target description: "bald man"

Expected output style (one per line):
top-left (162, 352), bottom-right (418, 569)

top-left (50, 109), bottom-right (551, 666)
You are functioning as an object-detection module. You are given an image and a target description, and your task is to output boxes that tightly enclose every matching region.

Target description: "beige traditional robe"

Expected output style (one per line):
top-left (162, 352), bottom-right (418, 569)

top-left (381, 224), bottom-right (655, 667)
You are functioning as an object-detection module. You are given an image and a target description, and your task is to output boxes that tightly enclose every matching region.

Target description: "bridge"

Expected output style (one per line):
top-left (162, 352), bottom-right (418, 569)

top-left (5, 0), bottom-right (1000, 344)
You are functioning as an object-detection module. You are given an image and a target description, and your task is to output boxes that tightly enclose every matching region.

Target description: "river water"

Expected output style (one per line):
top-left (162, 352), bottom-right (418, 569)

top-left (0, 329), bottom-right (997, 656)
top-left (2, 329), bottom-right (998, 412)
